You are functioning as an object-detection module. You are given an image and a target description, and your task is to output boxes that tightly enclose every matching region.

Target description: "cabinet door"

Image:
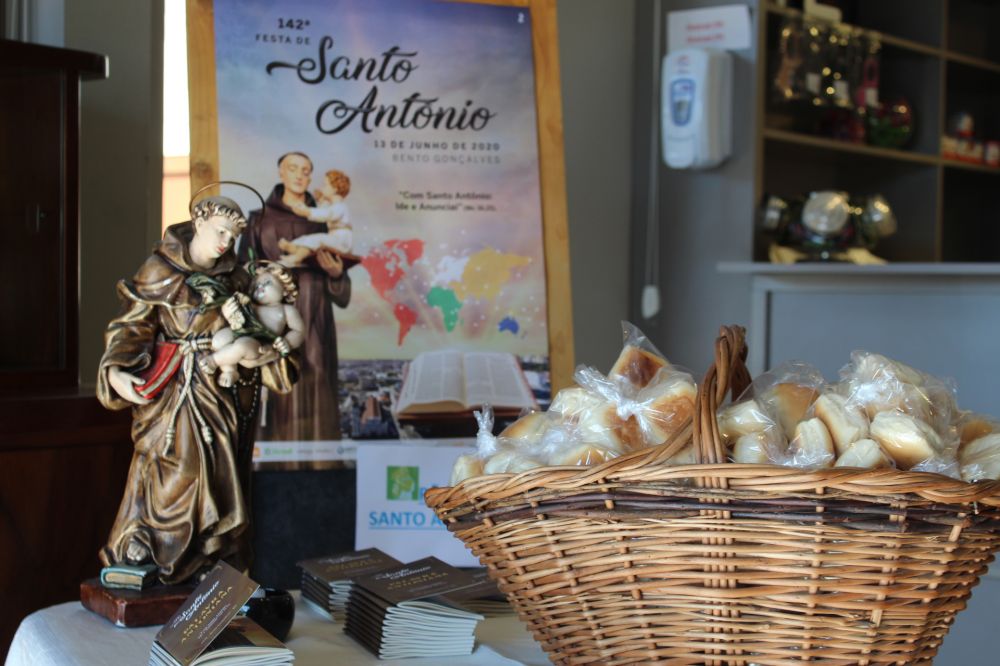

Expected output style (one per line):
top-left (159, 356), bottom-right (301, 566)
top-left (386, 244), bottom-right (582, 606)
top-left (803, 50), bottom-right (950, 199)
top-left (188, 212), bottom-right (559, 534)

top-left (0, 67), bottom-right (66, 376)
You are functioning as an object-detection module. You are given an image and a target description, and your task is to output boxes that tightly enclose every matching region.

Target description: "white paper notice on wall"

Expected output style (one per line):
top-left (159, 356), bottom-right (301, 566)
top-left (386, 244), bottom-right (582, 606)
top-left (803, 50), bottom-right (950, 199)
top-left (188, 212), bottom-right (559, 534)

top-left (667, 5), bottom-right (753, 52)
top-left (355, 441), bottom-right (478, 568)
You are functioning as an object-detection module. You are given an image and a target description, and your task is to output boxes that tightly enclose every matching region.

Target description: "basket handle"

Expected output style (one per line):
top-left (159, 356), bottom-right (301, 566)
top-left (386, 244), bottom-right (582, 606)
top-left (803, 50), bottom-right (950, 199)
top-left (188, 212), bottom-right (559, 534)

top-left (693, 325), bottom-right (751, 465)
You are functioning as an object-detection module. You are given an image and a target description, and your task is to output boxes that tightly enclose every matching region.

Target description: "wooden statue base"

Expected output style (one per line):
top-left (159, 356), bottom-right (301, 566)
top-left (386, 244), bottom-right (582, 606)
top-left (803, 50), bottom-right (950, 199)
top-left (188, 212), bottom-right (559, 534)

top-left (80, 578), bottom-right (194, 627)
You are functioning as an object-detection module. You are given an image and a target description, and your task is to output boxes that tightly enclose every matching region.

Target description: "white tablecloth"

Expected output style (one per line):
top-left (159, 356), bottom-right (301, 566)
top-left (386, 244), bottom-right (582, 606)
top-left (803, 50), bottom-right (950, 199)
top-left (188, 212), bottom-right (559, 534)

top-left (5, 592), bottom-right (550, 666)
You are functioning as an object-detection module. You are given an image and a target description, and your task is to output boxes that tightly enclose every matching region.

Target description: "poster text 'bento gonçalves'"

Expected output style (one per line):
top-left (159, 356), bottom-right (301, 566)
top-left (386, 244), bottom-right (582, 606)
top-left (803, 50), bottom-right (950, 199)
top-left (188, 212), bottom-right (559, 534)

top-left (265, 36), bottom-right (498, 135)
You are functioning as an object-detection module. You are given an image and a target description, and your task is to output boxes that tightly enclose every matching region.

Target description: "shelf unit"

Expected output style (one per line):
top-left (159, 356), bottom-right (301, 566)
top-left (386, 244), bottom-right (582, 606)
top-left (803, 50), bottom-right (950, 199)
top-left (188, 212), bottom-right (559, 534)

top-left (757, 0), bottom-right (1000, 262)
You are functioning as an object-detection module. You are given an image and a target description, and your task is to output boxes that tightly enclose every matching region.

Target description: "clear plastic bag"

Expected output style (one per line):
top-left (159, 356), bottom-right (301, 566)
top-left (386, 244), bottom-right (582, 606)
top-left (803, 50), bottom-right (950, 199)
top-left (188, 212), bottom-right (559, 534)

top-left (717, 361), bottom-right (829, 468)
top-left (752, 361), bottom-right (826, 437)
top-left (607, 321), bottom-right (672, 391)
top-left (837, 351), bottom-right (958, 436)
top-left (834, 438), bottom-right (892, 469)
top-left (868, 411), bottom-right (944, 471)
top-left (956, 414), bottom-right (1000, 481)
top-left (575, 364), bottom-right (696, 452)
top-left (959, 433), bottom-right (1000, 482)
top-left (784, 417), bottom-right (836, 469)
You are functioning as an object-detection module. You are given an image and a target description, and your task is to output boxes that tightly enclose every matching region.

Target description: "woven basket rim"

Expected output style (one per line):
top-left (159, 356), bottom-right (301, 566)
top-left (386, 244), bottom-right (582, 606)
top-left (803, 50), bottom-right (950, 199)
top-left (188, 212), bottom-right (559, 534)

top-left (425, 461), bottom-right (1000, 511)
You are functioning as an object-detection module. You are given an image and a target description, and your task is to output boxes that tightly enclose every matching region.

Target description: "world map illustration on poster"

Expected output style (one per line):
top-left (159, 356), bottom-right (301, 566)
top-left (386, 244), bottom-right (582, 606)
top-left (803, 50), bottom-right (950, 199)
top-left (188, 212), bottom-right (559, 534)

top-left (212, 0), bottom-right (551, 462)
top-left (361, 240), bottom-right (531, 345)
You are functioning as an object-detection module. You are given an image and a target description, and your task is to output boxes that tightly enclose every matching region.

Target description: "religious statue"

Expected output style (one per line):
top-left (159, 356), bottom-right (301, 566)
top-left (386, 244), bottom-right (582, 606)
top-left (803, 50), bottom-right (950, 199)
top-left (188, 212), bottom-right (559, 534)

top-left (95, 187), bottom-right (299, 586)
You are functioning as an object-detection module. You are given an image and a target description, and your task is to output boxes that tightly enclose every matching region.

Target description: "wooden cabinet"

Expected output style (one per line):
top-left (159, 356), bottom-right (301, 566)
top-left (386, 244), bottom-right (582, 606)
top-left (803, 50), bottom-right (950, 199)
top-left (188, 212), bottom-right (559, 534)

top-left (0, 40), bottom-right (132, 659)
top-left (0, 39), bottom-right (106, 390)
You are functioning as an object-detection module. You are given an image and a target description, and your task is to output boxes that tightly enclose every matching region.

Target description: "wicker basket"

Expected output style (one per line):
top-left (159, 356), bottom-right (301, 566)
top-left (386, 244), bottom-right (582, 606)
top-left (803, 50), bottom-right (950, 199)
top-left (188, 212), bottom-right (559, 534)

top-left (425, 326), bottom-right (1000, 665)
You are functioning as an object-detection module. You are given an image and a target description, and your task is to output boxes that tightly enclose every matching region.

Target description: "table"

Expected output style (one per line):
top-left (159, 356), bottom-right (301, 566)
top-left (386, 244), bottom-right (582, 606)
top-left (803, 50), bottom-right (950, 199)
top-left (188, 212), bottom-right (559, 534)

top-left (5, 592), bottom-right (550, 665)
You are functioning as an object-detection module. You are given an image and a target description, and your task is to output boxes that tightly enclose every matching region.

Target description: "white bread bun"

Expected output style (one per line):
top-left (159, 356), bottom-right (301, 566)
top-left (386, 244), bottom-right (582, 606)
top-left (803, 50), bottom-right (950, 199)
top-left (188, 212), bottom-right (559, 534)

top-left (450, 454), bottom-right (485, 485)
top-left (959, 433), bottom-right (1000, 481)
top-left (575, 403), bottom-right (628, 453)
top-left (843, 353), bottom-right (935, 422)
top-left (483, 449), bottom-right (544, 475)
top-left (834, 438), bottom-right (891, 469)
top-left (761, 383), bottom-right (820, 436)
top-left (959, 416), bottom-right (995, 446)
top-left (852, 353), bottom-right (924, 386)
top-left (869, 412), bottom-right (942, 470)
top-left (617, 377), bottom-right (697, 451)
top-left (787, 417), bottom-right (835, 468)
top-left (731, 432), bottom-right (774, 464)
top-left (609, 345), bottom-right (669, 390)
top-left (664, 443), bottom-right (697, 465)
top-left (814, 393), bottom-right (869, 456)
top-left (717, 399), bottom-right (774, 442)
top-left (500, 410), bottom-right (551, 445)
top-left (549, 443), bottom-right (619, 467)
top-left (549, 387), bottom-right (604, 423)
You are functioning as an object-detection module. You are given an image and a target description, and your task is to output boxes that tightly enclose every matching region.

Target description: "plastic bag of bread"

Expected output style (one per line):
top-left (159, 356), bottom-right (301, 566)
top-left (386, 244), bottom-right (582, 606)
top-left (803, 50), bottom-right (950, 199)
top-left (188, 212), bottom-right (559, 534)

top-left (956, 413), bottom-right (1000, 481)
top-left (450, 407), bottom-right (548, 484)
top-left (717, 361), bottom-right (829, 468)
top-left (832, 352), bottom-right (961, 474)
top-left (574, 364), bottom-right (697, 453)
top-left (607, 321), bottom-right (673, 392)
top-left (837, 351), bottom-right (958, 435)
top-left (752, 362), bottom-right (825, 437)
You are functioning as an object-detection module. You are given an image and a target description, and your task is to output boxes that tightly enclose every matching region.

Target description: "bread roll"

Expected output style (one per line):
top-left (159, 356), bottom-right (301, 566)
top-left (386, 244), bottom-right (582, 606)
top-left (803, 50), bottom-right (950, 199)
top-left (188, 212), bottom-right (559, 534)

top-left (609, 345), bottom-right (669, 390)
top-left (842, 353), bottom-right (935, 422)
top-left (852, 353), bottom-right (924, 387)
top-left (731, 432), bottom-right (774, 464)
top-left (959, 416), bottom-right (995, 446)
top-left (665, 443), bottom-right (697, 465)
top-left (549, 443), bottom-right (619, 467)
top-left (869, 412), bottom-right (941, 470)
top-left (761, 383), bottom-right (820, 436)
top-left (814, 393), bottom-right (869, 455)
top-left (618, 377), bottom-right (697, 451)
top-left (959, 433), bottom-right (1000, 481)
top-left (717, 399), bottom-right (774, 442)
top-left (787, 417), bottom-right (834, 468)
top-left (450, 454), bottom-right (484, 485)
top-left (834, 438), bottom-right (890, 469)
top-left (500, 410), bottom-right (551, 445)
top-left (483, 449), bottom-right (543, 475)
top-left (575, 403), bottom-right (628, 453)
top-left (549, 387), bottom-right (604, 423)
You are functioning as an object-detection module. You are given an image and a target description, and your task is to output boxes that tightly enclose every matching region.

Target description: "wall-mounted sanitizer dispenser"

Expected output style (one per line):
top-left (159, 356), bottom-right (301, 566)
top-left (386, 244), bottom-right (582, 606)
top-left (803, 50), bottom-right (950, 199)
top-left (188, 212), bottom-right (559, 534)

top-left (662, 47), bottom-right (733, 170)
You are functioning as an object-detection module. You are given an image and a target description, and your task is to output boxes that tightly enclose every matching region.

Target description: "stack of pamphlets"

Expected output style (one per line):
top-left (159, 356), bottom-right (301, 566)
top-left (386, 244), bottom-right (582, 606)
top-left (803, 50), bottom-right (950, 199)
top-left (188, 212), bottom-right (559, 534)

top-left (149, 562), bottom-right (293, 666)
top-left (298, 548), bottom-right (401, 620)
top-left (443, 569), bottom-right (512, 617)
top-left (345, 557), bottom-right (485, 659)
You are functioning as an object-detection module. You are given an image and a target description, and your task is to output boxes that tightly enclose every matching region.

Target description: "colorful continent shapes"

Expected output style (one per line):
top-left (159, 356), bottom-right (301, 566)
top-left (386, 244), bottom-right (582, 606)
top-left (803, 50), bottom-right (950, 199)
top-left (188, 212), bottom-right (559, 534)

top-left (450, 248), bottom-right (531, 301)
top-left (361, 239), bottom-right (425, 300)
top-left (498, 316), bottom-right (520, 335)
top-left (360, 239), bottom-right (425, 345)
top-left (427, 286), bottom-right (463, 332)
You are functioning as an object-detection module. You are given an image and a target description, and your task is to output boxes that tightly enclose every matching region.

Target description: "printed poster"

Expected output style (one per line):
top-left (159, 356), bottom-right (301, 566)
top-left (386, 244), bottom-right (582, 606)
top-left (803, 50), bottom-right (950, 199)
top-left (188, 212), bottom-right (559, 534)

top-left (211, 0), bottom-right (551, 465)
top-left (355, 443), bottom-right (478, 567)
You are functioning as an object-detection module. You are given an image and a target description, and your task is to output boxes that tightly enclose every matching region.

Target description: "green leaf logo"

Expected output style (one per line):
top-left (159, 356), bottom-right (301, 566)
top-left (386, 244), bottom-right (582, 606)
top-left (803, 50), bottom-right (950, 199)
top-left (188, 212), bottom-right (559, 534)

top-left (386, 466), bottom-right (419, 501)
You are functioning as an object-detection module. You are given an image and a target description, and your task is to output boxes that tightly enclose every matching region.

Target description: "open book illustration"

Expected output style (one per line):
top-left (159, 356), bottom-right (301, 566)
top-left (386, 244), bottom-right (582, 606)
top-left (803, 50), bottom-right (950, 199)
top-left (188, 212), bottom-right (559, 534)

top-left (395, 350), bottom-right (538, 416)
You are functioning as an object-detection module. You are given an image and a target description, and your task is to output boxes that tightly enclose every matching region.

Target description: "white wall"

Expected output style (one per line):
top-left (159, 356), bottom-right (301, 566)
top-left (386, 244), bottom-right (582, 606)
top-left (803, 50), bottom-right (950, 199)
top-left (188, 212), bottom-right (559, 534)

top-left (64, 0), bottom-right (164, 386)
top-left (558, 0), bottom-right (637, 373)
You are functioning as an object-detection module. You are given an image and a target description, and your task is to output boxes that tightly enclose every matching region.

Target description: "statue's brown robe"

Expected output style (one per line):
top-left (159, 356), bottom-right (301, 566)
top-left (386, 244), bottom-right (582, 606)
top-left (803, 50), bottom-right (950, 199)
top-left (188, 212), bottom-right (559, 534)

top-left (96, 222), bottom-right (297, 584)
top-left (240, 185), bottom-right (351, 441)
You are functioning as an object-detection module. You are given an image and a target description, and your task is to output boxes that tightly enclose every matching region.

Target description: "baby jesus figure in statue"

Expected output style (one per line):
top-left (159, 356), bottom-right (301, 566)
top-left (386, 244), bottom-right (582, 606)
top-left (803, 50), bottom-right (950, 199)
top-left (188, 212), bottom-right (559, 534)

top-left (198, 263), bottom-right (305, 388)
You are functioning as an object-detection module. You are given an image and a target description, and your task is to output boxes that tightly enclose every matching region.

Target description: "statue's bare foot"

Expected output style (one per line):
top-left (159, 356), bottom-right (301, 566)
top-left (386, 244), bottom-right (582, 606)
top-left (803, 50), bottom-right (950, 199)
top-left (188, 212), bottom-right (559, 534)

top-left (198, 355), bottom-right (218, 375)
top-left (217, 368), bottom-right (238, 388)
top-left (125, 537), bottom-right (151, 565)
